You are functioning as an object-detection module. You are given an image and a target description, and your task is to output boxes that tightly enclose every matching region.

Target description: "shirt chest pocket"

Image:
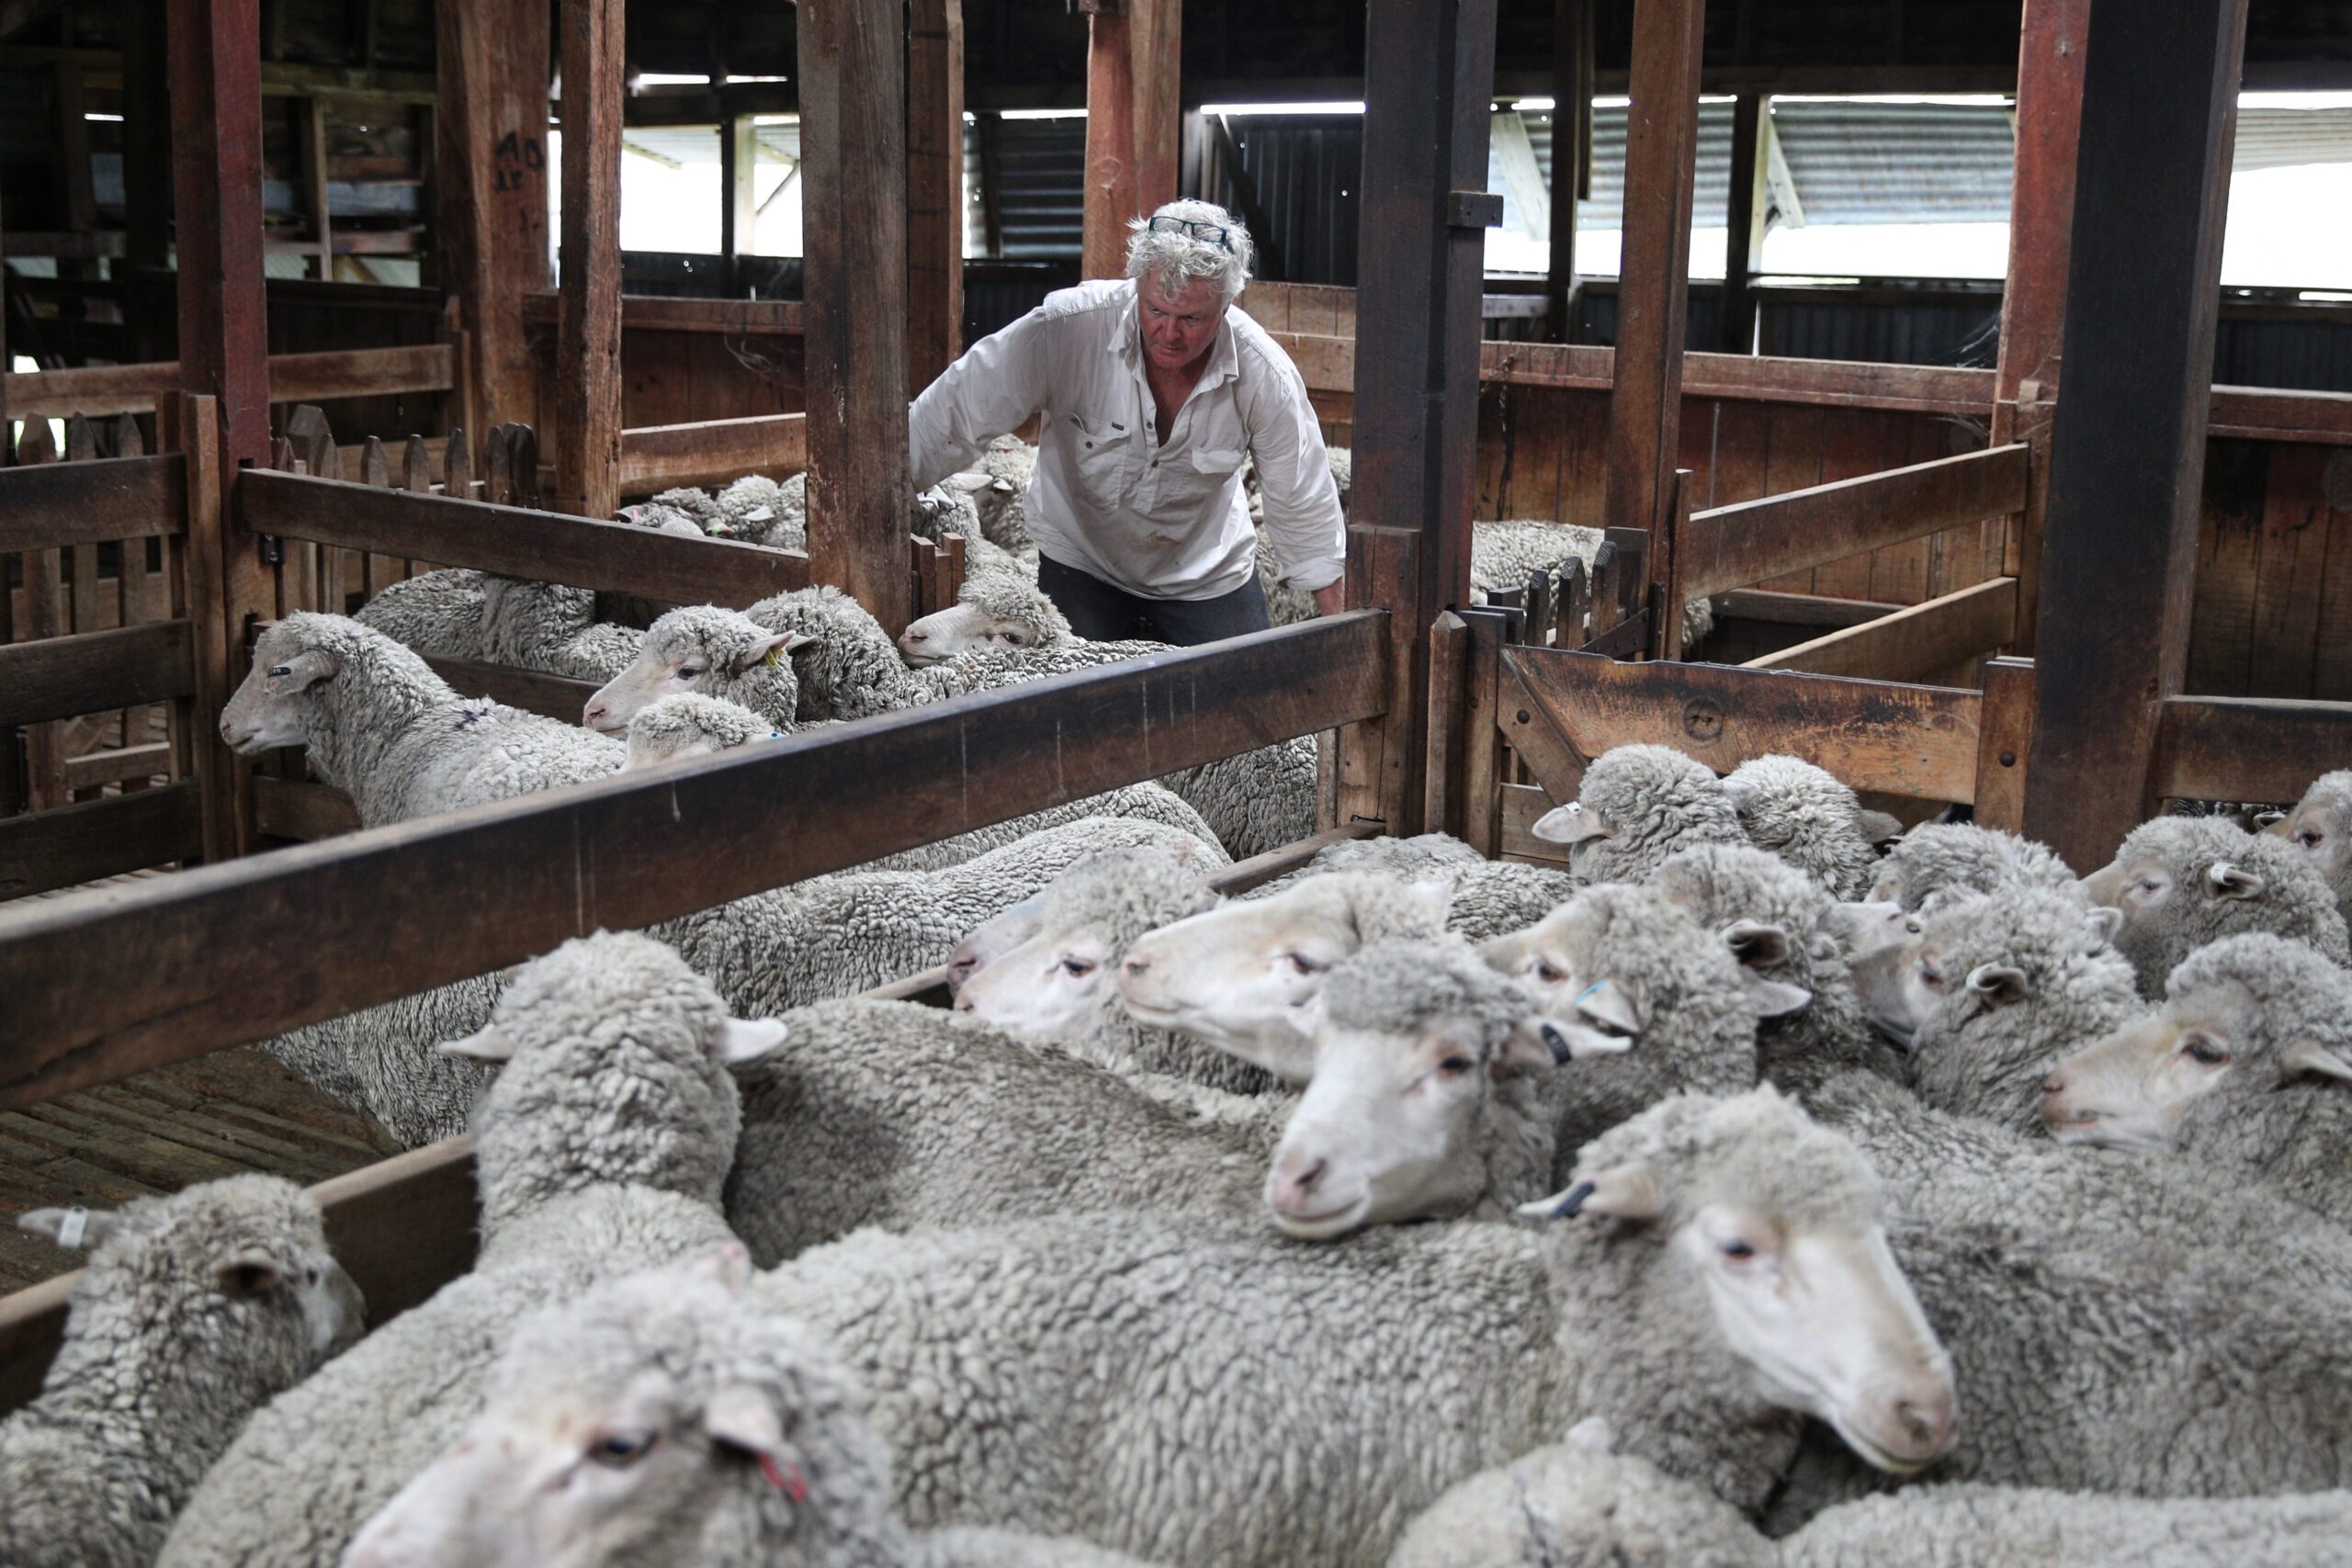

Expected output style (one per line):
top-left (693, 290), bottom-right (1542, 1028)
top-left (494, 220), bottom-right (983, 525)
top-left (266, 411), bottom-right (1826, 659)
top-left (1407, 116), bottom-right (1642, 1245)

top-left (1150, 446), bottom-right (1246, 513)
top-left (1067, 414), bottom-right (1133, 507)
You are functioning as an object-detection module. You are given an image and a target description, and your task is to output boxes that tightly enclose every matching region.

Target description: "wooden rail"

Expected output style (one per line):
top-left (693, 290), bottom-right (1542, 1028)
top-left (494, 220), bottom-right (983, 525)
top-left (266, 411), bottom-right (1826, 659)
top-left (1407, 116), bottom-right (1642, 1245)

top-left (0, 622), bottom-right (197, 728)
top-left (1741, 577), bottom-right (2019, 683)
top-left (1677, 444), bottom-right (2030, 603)
top-left (520, 291), bottom-right (806, 336)
top-left (0, 454), bottom-right (188, 551)
top-left (0, 611), bottom-right (1389, 1109)
top-left (618, 412), bottom-right (808, 495)
top-left (2152, 694), bottom-right (2352, 805)
top-left (0, 783), bottom-right (207, 902)
top-left (3, 344), bottom-right (458, 421)
top-left (239, 468), bottom-right (813, 606)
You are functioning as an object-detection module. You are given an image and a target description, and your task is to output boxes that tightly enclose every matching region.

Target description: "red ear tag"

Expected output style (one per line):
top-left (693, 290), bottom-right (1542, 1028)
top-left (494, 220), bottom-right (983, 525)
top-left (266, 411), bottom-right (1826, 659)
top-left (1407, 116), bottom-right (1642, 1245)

top-left (759, 1453), bottom-right (808, 1504)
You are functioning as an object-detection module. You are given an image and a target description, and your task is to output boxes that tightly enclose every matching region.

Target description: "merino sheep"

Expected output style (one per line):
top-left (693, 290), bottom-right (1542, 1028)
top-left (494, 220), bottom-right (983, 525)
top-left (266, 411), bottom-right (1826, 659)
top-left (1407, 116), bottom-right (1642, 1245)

top-left (220, 613), bottom-right (623, 828)
top-left (623, 692), bottom-right (790, 771)
top-left (1465, 520), bottom-right (1714, 649)
top-left (970, 434), bottom-right (1039, 553)
top-left (752, 1088), bottom-right (1956, 1567)
top-left (161, 932), bottom-right (786, 1568)
top-left (582, 606), bottom-right (810, 735)
top-left (1864, 820), bottom-right (2080, 912)
top-left (1246, 832), bottom-right (1579, 943)
top-left (1530, 744), bottom-right (1748, 882)
top-left (2042, 931), bottom-right (2352, 1216)
top-left (896, 562), bottom-right (1076, 664)
top-left (1721, 755), bottom-right (1883, 900)
top-left (1, 1177), bottom-right (364, 1568)
top-left (342, 1251), bottom-right (1158, 1568)
top-left (1388, 1438), bottom-right (2352, 1568)
top-left (2081, 814), bottom-right (2352, 994)
top-left (2265, 768), bottom-right (2352, 923)
top-left (260, 976), bottom-right (504, 1148)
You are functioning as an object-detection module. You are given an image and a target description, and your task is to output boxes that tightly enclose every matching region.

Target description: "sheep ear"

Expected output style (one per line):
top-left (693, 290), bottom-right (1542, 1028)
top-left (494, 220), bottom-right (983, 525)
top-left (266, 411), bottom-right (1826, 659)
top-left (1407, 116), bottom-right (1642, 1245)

top-left (16, 1206), bottom-right (119, 1251)
top-left (1742, 976), bottom-right (1815, 1020)
top-left (716, 1018), bottom-right (789, 1065)
top-left (1495, 1020), bottom-right (1564, 1077)
top-left (1857, 809), bottom-right (1906, 852)
top-left (680, 1241), bottom-right (753, 1292)
top-left (2083, 906), bottom-right (2125, 948)
top-left (1403, 878), bottom-right (1454, 931)
top-left (1531, 801), bottom-right (1611, 845)
top-left (2281, 1037), bottom-right (2352, 1084)
top-left (1517, 1162), bottom-right (1664, 1223)
top-left (732, 634), bottom-right (800, 675)
top-left (945, 469), bottom-right (995, 494)
top-left (1722, 919), bottom-right (1792, 971)
top-left (1964, 964), bottom-right (2030, 1007)
top-left (215, 1251), bottom-right (285, 1299)
top-left (1478, 930), bottom-right (1530, 973)
top-left (1536, 1018), bottom-right (1634, 1062)
top-left (2256, 810), bottom-right (2290, 834)
top-left (1574, 977), bottom-right (1644, 1037)
top-left (705, 1384), bottom-right (789, 1469)
top-left (437, 1023), bottom-right (518, 1061)
top-left (2208, 863), bottom-right (2266, 901)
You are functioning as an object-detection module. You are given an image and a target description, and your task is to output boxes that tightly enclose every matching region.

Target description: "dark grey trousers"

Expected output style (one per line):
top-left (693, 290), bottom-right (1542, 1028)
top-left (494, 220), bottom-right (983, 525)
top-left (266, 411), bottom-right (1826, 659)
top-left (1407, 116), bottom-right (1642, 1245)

top-left (1035, 554), bottom-right (1274, 647)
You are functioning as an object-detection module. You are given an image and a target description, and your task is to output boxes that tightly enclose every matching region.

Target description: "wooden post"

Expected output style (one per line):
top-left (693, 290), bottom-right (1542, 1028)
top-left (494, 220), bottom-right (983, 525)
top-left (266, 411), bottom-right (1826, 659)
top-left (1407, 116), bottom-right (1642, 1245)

top-left (720, 113), bottom-right (757, 290)
top-left (2021, 0), bottom-right (2247, 870)
top-left (1544, 0), bottom-right (1589, 343)
top-left (1341, 0), bottom-right (1498, 833)
top-left (553, 0), bottom-right (624, 522)
top-left (1721, 94), bottom-right (1767, 354)
top-left (799, 0), bottom-right (915, 634)
top-left (119, 0), bottom-right (171, 367)
top-left (436, 0), bottom-right (551, 434)
top-left (1991, 0), bottom-right (2091, 653)
top-left (1080, 0), bottom-right (1182, 281)
top-left (907, 0), bottom-right (965, 393)
top-left (1604, 0), bottom-right (1703, 658)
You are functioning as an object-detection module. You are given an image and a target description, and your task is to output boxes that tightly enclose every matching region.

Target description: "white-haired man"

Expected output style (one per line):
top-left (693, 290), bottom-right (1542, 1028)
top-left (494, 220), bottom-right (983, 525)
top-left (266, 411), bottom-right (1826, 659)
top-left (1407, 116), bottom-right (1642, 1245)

top-left (908, 199), bottom-right (1346, 645)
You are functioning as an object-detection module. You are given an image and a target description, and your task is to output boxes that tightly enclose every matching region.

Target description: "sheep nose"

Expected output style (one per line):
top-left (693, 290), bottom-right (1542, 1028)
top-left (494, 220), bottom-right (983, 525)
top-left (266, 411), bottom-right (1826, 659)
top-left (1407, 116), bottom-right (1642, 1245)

top-left (903, 627), bottom-right (927, 644)
top-left (1279, 1156), bottom-right (1327, 1201)
top-left (1894, 1388), bottom-right (1956, 1459)
top-left (952, 992), bottom-right (976, 1013)
top-left (2041, 1072), bottom-right (2067, 1097)
top-left (582, 702), bottom-right (609, 728)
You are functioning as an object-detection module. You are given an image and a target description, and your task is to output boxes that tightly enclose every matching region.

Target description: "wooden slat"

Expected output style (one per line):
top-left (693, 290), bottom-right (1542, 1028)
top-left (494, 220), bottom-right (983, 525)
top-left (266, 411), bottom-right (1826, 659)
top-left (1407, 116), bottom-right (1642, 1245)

top-left (2152, 694), bottom-right (2352, 805)
top-left (249, 776), bottom-right (363, 841)
top-left (906, 0), bottom-right (964, 389)
top-left (62, 742), bottom-right (175, 792)
top-left (0, 456), bottom-right (187, 552)
top-left (0, 621), bottom-right (197, 727)
top-left (238, 469), bottom-right (810, 606)
top-left (1715, 588), bottom-right (1902, 627)
top-left (1500, 647), bottom-right (1983, 805)
top-left (0, 613), bottom-right (1389, 1107)
top-left (617, 412), bottom-right (808, 496)
top-left (519, 291), bottom-right (804, 336)
top-left (1079, 0), bottom-right (1181, 279)
top-left (0, 782), bottom-right (204, 902)
top-left (1741, 577), bottom-right (2018, 683)
top-left (420, 656), bottom-right (603, 724)
top-left (552, 0), bottom-right (625, 521)
top-left (1679, 444), bottom-right (2030, 602)
top-left (438, 0), bottom-right (553, 437)
top-left (1498, 780), bottom-right (1576, 868)
top-left (1973, 655), bottom-right (2036, 833)
top-left (268, 344), bottom-right (457, 405)
top-left (2206, 386), bottom-right (2352, 447)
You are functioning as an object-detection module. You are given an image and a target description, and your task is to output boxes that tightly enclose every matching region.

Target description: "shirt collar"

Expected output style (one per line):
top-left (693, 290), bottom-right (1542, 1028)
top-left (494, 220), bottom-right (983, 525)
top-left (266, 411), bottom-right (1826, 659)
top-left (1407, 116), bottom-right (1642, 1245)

top-left (1112, 282), bottom-right (1240, 391)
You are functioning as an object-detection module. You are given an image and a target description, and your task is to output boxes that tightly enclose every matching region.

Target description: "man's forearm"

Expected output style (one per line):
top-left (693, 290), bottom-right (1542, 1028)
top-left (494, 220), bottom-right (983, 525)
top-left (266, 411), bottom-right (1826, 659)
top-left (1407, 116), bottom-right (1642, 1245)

top-left (1313, 581), bottom-right (1345, 616)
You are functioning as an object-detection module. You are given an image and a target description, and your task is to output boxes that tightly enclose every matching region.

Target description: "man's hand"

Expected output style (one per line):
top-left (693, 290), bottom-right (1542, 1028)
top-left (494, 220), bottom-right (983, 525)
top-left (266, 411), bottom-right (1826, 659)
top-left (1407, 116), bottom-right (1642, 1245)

top-left (1312, 581), bottom-right (1347, 617)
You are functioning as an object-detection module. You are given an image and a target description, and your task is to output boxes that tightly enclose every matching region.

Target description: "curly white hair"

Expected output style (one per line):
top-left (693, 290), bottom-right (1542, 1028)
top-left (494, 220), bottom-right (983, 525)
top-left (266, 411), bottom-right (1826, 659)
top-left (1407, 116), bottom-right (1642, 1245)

top-left (1125, 197), bottom-right (1255, 308)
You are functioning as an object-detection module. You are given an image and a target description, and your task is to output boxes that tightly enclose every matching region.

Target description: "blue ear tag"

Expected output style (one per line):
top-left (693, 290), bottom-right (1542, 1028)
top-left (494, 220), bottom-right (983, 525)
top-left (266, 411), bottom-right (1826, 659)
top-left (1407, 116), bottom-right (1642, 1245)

top-left (1576, 980), bottom-right (1609, 1007)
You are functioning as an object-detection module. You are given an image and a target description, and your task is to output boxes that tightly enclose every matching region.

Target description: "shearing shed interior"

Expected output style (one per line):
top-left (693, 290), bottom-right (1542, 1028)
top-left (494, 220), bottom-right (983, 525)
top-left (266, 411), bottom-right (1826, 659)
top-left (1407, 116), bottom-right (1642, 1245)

top-left (6, 0), bottom-right (2352, 1562)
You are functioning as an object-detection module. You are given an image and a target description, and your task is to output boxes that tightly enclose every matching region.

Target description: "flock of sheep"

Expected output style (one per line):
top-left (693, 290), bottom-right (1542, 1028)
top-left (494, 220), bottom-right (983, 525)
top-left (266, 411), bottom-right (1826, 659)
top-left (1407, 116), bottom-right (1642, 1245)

top-left (7, 452), bottom-right (2352, 1567)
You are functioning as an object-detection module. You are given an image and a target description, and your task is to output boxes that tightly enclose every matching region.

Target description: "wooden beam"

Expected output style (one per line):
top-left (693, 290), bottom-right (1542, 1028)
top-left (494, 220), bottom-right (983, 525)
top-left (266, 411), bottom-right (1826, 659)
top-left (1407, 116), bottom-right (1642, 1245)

top-left (798, 0), bottom-right (915, 635)
top-left (250, 774), bottom-right (363, 840)
top-left (419, 656), bottom-right (603, 724)
top-left (1080, 0), bottom-right (1182, 280)
top-left (238, 470), bottom-right (812, 606)
top-left (0, 612), bottom-right (1389, 1108)
top-left (2023, 0), bottom-right (2248, 869)
top-left (437, 0), bottom-right (545, 434)
top-left (1679, 443), bottom-right (2029, 602)
top-left (1343, 0), bottom-right (1497, 834)
top-left (1544, 0), bottom-right (1589, 342)
top-left (1973, 654), bottom-right (2035, 833)
top-left (720, 113), bottom-right (753, 278)
top-left (1715, 588), bottom-right (1902, 627)
top-left (0, 781), bottom-right (203, 902)
top-left (1720, 94), bottom-right (1767, 353)
top-left (0, 454), bottom-right (187, 552)
top-left (520, 291), bottom-right (806, 336)
top-left (553, 0), bottom-right (624, 521)
top-left (907, 0), bottom-right (965, 391)
top-left (1499, 647), bottom-right (1985, 805)
top-left (1604, 0), bottom-right (1703, 650)
top-left (618, 412), bottom-right (808, 496)
top-left (1740, 576), bottom-right (2017, 683)
top-left (0, 620), bottom-right (196, 726)
top-left (2152, 695), bottom-right (2352, 806)
top-left (7, 344), bottom-right (458, 422)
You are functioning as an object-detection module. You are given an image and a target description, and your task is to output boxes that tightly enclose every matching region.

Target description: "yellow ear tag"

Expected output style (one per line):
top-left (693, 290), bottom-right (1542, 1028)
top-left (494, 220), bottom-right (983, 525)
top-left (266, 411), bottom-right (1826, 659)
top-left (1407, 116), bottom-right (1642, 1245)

top-left (763, 647), bottom-right (785, 668)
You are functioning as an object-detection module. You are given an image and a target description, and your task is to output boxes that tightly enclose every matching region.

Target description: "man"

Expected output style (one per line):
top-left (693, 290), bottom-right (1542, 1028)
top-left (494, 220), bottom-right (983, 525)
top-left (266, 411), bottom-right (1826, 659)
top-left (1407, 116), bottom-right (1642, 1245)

top-left (909, 199), bottom-right (1347, 646)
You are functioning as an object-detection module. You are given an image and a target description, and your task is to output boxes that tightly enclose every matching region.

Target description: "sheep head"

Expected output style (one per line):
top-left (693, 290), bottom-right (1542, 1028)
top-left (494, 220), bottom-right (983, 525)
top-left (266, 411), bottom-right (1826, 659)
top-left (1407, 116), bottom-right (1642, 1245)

top-left (582, 607), bottom-right (808, 735)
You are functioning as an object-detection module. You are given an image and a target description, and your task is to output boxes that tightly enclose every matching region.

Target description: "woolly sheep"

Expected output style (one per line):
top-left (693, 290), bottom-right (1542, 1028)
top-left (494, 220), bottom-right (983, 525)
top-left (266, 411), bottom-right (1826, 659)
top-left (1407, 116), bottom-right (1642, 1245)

top-left (896, 562), bottom-right (1077, 663)
top-left (1465, 520), bottom-right (1715, 649)
top-left (343, 1251), bottom-right (1159, 1568)
top-left (1247, 831), bottom-right (1580, 942)
top-left (2043, 931), bottom-right (2352, 1216)
top-left (1721, 754), bottom-right (1882, 900)
top-left (582, 606), bottom-right (810, 735)
top-left (970, 434), bottom-right (1038, 553)
top-left (260, 975), bottom-right (504, 1148)
top-left (2081, 814), bottom-right (2352, 995)
top-left (1388, 1438), bottom-right (2352, 1568)
top-left (1864, 820), bottom-right (2080, 912)
top-left (1847, 886), bottom-right (2139, 1133)
top-left (220, 613), bottom-right (623, 828)
top-left (752, 1088), bottom-right (1956, 1566)
top-left (1530, 744), bottom-right (1748, 882)
top-left (478, 573), bottom-right (644, 682)
top-left (1118, 871), bottom-right (1454, 1081)
top-left (161, 931), bottom-right (787, 1568)
top-left (623, 692), bottom-right (791, 771)
top-left (351, 567), bottom-right (487, 659)
top-left (1, 1177), bottom-right (363, 1568)
top-left (2265, 768), bottom-right (2352, 923)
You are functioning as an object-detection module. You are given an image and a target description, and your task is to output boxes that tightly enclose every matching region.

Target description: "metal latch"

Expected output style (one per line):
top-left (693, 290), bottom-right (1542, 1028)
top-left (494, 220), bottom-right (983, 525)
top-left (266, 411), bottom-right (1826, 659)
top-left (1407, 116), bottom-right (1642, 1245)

top-left (1446, 191), bottom-right (1505, 230)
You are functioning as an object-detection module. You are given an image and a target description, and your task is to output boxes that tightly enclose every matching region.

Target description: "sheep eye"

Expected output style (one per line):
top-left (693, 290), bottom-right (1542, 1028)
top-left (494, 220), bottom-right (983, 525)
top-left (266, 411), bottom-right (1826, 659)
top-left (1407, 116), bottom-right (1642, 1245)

top-left (1061, 957), bottom-right (1097, 977)
top-left (1436, 1054), bottom-right (1476, 1077)
top-left (678, 666), bottom-right (706, 681)
top-left (1283, 953), bottom-right (1325, 976)
top-left (588, 1430), bottom-right (659, 1467)
top-left (267, 664), bottom-right (292, 678)
top-left (2184, 1037), bottom-right (2231, 1066)
top-left (304, 1265), bottom-right (320, 1286)
top-left (1718, 1239), bottom-right (1757, 1261)
top-left (1534, 962), bottom-right (1566, 985)
top-left (2300, 830), bottom-right (2323, 849)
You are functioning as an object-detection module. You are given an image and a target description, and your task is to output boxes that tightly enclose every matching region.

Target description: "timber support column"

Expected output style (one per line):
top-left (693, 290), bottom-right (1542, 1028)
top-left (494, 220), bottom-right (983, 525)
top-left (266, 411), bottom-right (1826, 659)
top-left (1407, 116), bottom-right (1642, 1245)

top-left (908, 0), bottom-right (965, 391)
top-left (1340, 0), bottom-right (1498, 834)
top-left (1603, 0), bottom-right (1703, 659)
top-left (440, 0), bottom-right (551, 436)
top-left (2023, 0), bottom-right (2248, 869)
top-left (554, 0), bottom-right (624, 521)
top-left (801, 0), bottom-right (915, 633)
top-left (1079, 0), bottom-right (1182, 280)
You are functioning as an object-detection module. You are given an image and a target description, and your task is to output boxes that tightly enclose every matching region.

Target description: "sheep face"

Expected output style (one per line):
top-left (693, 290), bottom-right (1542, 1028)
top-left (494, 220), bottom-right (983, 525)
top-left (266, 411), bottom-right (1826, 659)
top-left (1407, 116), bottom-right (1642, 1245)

top-left (894, 600), bottom-right (1044, 666)
top-left (2039, 1002), bottom-right (2244, 1151)
top-left (1826, 899), bottom-right (1917, 961)
top-left (1116, 875), bottom-right (1450, 1084)
top-left (220, 626), bottom-right (343, 752)
top-left (943, 892), bottom-right (1049, 994)
top-left (1265, 964), bottom-right (1555, 1238)
top-left (2267, 772), bottom-right (2352, 908)
top-left (582, 615), bottom-right (806, 734)
top-left (951, 916), bottom-right (1119, 1036)
top-left (1526, 1091), bottom-right (1956, 1474)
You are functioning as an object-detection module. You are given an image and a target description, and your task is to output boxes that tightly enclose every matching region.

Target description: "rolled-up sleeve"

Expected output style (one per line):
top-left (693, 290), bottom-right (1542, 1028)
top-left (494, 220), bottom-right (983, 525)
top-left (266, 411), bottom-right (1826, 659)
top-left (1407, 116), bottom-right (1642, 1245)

top-left (1239, 356), bottom-right (1347, 594)
top-left (909, 308), bottom-right (1054, 491)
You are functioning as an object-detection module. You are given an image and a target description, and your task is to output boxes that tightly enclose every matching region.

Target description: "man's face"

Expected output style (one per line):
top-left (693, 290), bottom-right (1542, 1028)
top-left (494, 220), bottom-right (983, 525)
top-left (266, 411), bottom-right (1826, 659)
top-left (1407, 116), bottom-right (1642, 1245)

top-left (1138, 272), bottom-right (1223, 372)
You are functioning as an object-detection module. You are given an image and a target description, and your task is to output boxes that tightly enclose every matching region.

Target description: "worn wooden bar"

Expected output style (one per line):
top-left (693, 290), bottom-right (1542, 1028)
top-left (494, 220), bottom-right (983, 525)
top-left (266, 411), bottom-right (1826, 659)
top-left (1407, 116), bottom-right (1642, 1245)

top-left (1973, 655), bottom-right (2036, 833)
top-left (552, 0), bottom-right (626, 521)
top-left (238, 470), bottom-right (811, 606)
top-left (0, 622), bottom-right (197, 728)
top-left (1679, 445), bottom-right (2029, 603)
top-left (1500, 648), bottom-right (1984, 805)
top-left (438, 0), bottom-right (551, 434)
top-left (5, 346), bottom-right (457, 423)
top-left (617, 413), bottom-right (808, 496)
top-left (907, 0), bottom-right (965, 391)
top-left (520, 293), bottom-right (807, 336)
top-left (2152, 694), bottom-right (2352, 805)
top-left (0, 782), bottom-right (205, 902)
top-left (249, 775), bottom-right (364, 841)
top-left (1080, 0), bottom-right (1182, 280)
top-left (1421, 612), bottom-right (1471, 839)
top-left (0, 612), bottom-right (1388, 1107)
top-left (418, 658), bottom-right (603, 724)
top-left (1742, 577), bottom-right (2018, 683)
top-left (0, 457), bottom-right (188, 553)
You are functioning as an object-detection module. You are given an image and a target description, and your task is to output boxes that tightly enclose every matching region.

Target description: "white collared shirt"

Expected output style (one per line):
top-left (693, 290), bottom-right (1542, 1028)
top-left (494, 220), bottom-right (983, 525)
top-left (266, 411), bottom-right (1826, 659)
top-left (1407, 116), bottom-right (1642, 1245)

top-left (908, 277), bottom-right (1347, 601)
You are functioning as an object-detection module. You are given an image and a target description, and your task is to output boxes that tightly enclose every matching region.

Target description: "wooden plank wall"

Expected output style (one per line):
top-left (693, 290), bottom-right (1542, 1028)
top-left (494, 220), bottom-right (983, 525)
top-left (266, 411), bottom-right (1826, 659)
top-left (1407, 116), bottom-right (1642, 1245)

top-left (523, 296), bottom-right (806, 434)
top-left (2187, 439), bottom-right (2352, 702)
